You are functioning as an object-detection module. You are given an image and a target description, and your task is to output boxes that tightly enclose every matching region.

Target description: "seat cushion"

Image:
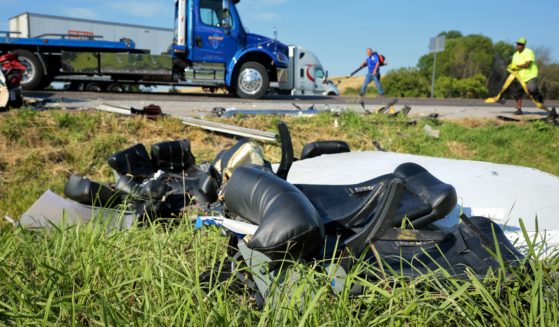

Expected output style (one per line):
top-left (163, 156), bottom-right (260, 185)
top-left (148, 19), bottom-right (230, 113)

top-left (107, 143), bottom-right (154, 179)
top-left (393, 163), bottom-right (457, 227)
top-left (151, 139), bottom-right (196, 172)
top-left (295, 163), bottom-right (455, 229)
top-left (224, 166), bottom-right (325, 259)
top-left (296, 174), bottom-right (393, 227)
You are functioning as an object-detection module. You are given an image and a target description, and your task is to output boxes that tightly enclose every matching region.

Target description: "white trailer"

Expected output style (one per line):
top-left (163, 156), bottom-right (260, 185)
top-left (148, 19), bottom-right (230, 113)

top-left (9, 12), bottom-right (173, 55)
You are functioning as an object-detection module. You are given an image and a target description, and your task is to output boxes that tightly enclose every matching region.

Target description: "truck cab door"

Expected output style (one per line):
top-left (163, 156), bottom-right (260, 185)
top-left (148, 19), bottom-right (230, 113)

top-left (192, 0), bottom-right (238, 63)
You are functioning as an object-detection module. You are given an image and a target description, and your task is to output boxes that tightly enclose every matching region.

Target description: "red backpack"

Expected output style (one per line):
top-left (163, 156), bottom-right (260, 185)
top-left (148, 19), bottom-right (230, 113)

top-left (375, 52), bottom-right (387, 66)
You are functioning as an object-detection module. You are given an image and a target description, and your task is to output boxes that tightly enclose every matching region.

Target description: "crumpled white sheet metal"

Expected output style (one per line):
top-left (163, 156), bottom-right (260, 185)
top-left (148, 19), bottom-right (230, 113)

top-left (19, 190), bottom-right (137, 230)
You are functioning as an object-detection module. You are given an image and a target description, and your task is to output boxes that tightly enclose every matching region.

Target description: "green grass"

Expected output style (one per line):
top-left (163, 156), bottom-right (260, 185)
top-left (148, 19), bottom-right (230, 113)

top-left (1, 109), bottom-right (559, 325)
top-left (1, 218), bottom-right (558, 325)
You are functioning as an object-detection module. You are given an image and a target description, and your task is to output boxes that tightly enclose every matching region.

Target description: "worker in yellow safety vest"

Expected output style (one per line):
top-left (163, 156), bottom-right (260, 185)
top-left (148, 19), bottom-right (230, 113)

top-left (509, 38), bottom-right (544, 115)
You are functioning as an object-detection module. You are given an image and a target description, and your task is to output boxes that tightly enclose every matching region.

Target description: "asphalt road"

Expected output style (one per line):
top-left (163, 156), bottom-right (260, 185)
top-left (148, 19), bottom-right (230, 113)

top-left (24, 90), bottom-right (559, 120)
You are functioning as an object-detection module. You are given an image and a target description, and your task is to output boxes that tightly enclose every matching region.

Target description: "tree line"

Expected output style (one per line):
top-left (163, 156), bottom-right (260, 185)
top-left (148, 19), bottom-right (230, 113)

top-left (346, 31), bottom-right (559, 100)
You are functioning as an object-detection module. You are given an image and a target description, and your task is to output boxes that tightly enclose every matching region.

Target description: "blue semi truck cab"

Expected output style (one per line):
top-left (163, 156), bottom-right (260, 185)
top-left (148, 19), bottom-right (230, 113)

top-left (172, 0), bottom-right (290, 98)
top-left (0, 0), bottom-right (296, 98)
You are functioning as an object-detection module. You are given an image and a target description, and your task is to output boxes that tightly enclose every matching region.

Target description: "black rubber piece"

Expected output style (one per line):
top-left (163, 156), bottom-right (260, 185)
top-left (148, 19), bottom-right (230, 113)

top-left (275, 121), bottom-right (293, 180)
top-left (64, 175), bottom-right (122, 208)
top-left (300, 141), bottom-right (350, 160)
top-left (343, 179), bottom-right (403, 256)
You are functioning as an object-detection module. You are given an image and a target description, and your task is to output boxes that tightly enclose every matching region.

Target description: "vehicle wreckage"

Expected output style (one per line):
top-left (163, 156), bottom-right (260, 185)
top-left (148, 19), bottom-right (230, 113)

top-left (0, 52), bottom-right (25, 111)
top-left (16, 122), bottom-right (559, 307)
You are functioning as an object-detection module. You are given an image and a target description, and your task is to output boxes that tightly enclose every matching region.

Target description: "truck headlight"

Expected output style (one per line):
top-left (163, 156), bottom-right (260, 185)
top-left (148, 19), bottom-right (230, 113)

top-left (277, 52), bottom-right (288, 64)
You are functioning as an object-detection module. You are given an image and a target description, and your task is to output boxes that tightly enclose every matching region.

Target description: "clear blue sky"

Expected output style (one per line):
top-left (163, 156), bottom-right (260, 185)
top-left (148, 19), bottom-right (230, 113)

top-left (0, 0), bottom-right (557, 76)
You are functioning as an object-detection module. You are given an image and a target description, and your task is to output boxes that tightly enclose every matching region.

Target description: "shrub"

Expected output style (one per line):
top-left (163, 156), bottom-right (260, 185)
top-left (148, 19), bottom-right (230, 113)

top-left (435, 74), bottom-right (488, 98)
top-left (382, 68), bottom-right (430, 98)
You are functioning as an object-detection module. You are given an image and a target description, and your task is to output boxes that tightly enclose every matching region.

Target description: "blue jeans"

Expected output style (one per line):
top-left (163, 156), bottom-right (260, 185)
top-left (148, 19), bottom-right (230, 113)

top-left (360, 72), bottom-right (384, 96)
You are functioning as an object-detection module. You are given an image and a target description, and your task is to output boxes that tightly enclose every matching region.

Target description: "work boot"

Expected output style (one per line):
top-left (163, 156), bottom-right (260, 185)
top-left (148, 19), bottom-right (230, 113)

top-left (497, 97), bottom-right (507, 105)
top-left (514, 108), bottom-right (523, 115)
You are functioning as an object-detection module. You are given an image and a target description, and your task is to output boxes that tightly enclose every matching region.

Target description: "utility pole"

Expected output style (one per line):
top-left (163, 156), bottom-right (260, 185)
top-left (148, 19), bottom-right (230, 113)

top-left (429, 35), bottom-right (446, 99)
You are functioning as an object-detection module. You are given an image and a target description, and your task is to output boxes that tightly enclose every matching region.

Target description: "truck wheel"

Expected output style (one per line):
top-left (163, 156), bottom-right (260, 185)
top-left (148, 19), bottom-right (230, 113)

top-left (235, 62), bottom-right (269, 99)
top-left (16, 49), bottom-right (45, 91)
top-left (107, 83), bottom-right (125, 92)
top-left (85, 83), bottom-right (103, 92)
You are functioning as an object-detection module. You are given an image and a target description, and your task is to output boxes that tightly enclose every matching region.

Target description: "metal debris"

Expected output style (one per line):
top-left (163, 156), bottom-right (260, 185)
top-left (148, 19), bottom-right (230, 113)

top-left (212, 105), bottom-right (322, 118)
top-left (423, 124), bottom-right (441, 138)
top-left (97, 103), bottom-right (162, 120)
top-left (19, 190), bottom-right (137, 230)
top-left (181, 116), bottom-right (277, 142)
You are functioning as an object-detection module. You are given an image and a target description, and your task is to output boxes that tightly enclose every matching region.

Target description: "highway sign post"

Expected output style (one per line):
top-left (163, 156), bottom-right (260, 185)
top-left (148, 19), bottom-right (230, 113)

top-left (429, 35), bottom-right (446, 99)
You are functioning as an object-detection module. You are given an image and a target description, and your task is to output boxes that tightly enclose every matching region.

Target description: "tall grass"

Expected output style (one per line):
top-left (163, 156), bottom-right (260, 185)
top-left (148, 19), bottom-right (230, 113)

top-left (1, 219), bottom-right (558, 326)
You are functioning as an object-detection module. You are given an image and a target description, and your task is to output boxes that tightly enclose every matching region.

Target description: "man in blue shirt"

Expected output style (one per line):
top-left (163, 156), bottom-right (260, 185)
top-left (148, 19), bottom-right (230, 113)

top-left (359, 48), bottom-right (384, 97)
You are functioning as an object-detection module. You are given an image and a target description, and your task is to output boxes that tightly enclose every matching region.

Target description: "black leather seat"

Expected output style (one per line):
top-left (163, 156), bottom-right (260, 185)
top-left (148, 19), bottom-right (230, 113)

top-left (393, 163), bottom-right (457, 227)
top-left (224, 166), bottom-right (325, 259)
top-left (295, 162), bottom-right (457, 229)
top-left (224, 166), bottom-right (404, 260)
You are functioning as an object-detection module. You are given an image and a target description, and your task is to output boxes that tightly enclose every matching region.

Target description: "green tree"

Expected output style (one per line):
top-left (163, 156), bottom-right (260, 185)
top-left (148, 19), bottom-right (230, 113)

top-left (418, 33), bottom-right (494, 80)
top-left (539, 64), bottom-right (559, 100)
top-left (437, 30), bottom-right (463, 40)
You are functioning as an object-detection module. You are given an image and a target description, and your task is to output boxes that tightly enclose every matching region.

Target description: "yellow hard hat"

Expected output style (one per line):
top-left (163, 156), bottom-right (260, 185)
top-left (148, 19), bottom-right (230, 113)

top-left (516, 37), bottom-right (527, 45)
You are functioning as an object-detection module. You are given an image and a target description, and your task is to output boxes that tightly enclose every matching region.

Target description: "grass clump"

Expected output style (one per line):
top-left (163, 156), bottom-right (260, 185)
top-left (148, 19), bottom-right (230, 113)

top-left (0, 220), bottom-right (558, 325)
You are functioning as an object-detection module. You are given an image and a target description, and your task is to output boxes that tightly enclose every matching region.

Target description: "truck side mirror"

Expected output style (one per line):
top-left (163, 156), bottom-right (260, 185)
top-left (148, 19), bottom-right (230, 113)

top-left (324, 70), bottom-right (329, 83)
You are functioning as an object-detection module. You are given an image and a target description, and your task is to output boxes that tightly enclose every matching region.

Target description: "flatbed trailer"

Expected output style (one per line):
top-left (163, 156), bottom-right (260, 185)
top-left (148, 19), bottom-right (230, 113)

top-left (0, 31), bottom-right (143, 90)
